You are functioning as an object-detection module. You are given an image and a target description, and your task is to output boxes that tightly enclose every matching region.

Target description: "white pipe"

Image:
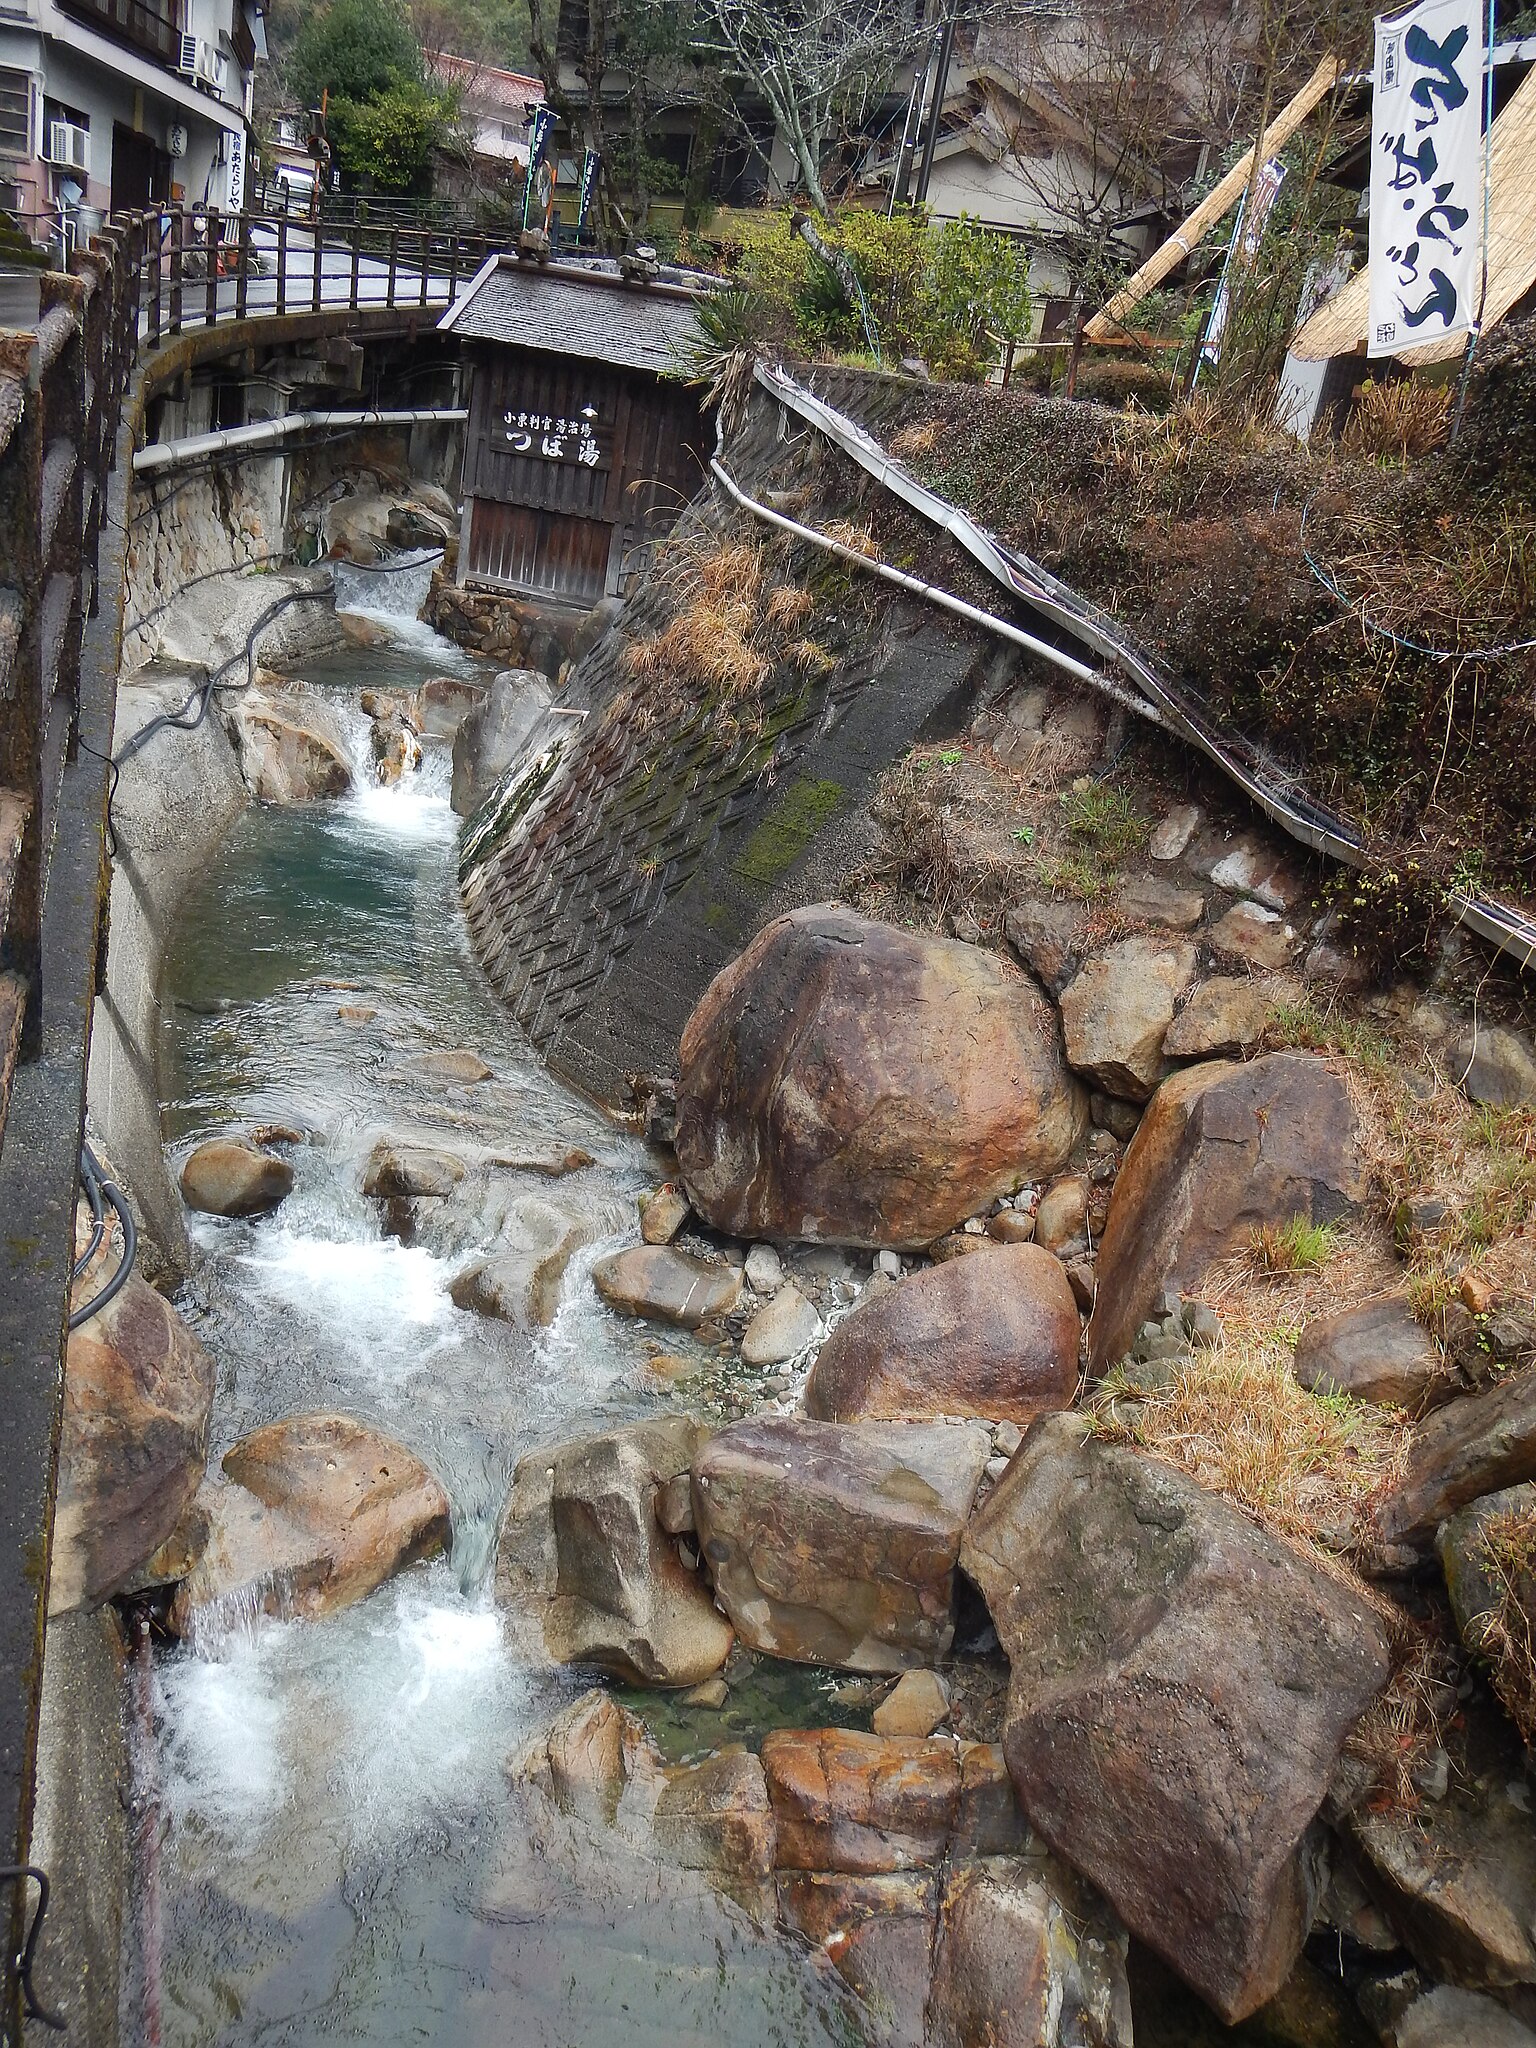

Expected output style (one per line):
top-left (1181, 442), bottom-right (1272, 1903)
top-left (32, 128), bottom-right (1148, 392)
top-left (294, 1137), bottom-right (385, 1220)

top-left (133, 407), bottom-right (468, 475)
top-left (709, 455), bottom-right (1170, 731)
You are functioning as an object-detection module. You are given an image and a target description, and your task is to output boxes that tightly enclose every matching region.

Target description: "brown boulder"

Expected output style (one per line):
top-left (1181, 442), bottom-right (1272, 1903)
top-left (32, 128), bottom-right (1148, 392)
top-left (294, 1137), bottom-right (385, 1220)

top-left (777, 1870), bottom-right (938, 2044)
top-left (51, 1260), bottom-right (215, 1615)
top-left (961, 1415), bottom-right (1390, 2023)
top-left (591, 1245), bottom-right (743, 1328)
top-left (227, 691), bottom-right (353, 801)
top-left (692, 1417), bottom-right (990, 1671)
top-left (1209, 900), bottom-right (1297, 969)
top-left (804, 1243), bottom-right (1079, 1426)
top-left (762, 1728), bottom-right (961, 1874)
top-left (926, 1853), bottom-right (1133, 2048)
top-left (1163, 976), bottom-right (1270, 1060)
top-left (675, 905), bottom-right (1085, 1250)
top-left (1003, 897), bottom-right (1087, 996)
top-left (448, 1195), bottom-right (586, 1328)
top-left (1438, 1484), bottom-right (1536, 1737)
top-left (496, 1416), bottom-right (732, 1687)
top-left (1058, 936), bottom-right (1197, 1102)
top-left (1372, 1365), bottom-right (1536, 1553)
top-left (1293, 1296), bottom-right (1453, 1410)
top-left (170, 1413), bottom-right (449, 1639)
top-left (1087, 1055), bottom-right (1365, 1374)
top-left (652, 1748), bottom-right (777, 1887)
top-left (508, 1687), bottom-right (667, 1831)
top-left (361, 1141), bottom-right (465, 1198)
top-left (180, 1137), bottom-right (294, 1217)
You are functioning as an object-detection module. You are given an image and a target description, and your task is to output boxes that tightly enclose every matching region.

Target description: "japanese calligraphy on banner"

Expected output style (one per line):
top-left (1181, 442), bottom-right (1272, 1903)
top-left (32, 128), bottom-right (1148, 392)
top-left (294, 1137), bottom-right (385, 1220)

top-left (501, 404), bottom-right (604, 467)
top-left (1200, 156), bottom-right (1286, 372)
top-left (1368, 0), bottom-right (1484, 356)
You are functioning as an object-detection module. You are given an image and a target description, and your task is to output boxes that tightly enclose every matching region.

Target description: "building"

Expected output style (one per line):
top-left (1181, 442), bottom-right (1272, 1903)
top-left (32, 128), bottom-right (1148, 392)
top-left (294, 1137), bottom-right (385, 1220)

top-left (429, 52), bottom-right (543, 170)
top-left (0, 0), bottom-right (258, 249)
top-left (439, 252), bottom-right (710, 607)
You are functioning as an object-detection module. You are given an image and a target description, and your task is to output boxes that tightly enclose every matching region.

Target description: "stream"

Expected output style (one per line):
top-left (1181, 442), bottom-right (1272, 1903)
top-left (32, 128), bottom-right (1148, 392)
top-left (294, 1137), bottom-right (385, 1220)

top-left (139, 561), bottom-right (860, 2047)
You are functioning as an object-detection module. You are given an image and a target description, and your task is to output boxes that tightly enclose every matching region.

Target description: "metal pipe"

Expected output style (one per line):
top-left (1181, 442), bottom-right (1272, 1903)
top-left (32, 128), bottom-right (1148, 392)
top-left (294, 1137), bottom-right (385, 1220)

top-left (914, 3), bottom-right (957, 206)
top-left (133, 407), bottom-right (468, 476)
top-left (708, 455), bottom-right (1170, 730)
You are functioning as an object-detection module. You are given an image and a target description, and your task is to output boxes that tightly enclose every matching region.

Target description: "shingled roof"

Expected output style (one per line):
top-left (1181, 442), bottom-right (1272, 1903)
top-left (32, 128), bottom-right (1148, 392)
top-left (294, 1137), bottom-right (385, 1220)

top-left (439, 256), bottom-right (710, 374)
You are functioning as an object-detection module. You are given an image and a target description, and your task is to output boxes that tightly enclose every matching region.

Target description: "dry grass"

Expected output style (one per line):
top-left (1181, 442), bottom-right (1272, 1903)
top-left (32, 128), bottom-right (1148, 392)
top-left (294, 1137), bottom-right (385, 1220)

top-left (1340, 378), bottom-right (1452, 464)
top-left (1238, 1215), bottom-right (1341, 1280)
top-left (620, 536), bottom-right (822, 745)
top-left (1345, 1626), bottom-right (1463, 1811)
top-left (1469, 1505), bottom-right (1536, 1745)
top-left (890, 419), bottom-right (942, 461)
top-left (820, 518), bottom-right (879, 560)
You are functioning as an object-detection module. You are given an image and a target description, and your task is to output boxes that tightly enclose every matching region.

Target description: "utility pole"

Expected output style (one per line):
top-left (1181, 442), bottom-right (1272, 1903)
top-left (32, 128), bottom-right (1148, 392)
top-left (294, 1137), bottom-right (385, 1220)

top-left (913, 0), bottom-right (957, 207)
top-left (890, 0), bottom-right (936, 211)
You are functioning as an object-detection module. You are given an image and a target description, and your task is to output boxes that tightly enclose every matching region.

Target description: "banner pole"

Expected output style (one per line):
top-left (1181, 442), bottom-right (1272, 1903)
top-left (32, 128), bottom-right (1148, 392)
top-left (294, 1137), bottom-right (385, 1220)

top-left (1449, 0), bottom-right (1499, 443)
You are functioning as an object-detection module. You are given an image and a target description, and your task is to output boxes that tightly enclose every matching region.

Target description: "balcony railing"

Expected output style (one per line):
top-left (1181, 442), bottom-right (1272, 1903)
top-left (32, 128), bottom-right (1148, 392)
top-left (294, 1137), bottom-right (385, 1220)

top-left (57, 0), bottom-right (184, 68)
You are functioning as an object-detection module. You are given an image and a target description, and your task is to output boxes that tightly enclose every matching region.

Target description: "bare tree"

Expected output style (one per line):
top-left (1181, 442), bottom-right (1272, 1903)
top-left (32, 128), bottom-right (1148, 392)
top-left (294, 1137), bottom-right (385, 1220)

top-left (691, 0), bottom-right (929, 217)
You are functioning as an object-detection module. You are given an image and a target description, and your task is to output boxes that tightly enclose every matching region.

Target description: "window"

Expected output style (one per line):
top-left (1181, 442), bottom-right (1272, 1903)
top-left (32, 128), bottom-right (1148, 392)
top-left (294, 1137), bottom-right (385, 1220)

top-left (0, 66), bottom-right (30, 160)
top-left (500, 120), bottom-right (521, 143)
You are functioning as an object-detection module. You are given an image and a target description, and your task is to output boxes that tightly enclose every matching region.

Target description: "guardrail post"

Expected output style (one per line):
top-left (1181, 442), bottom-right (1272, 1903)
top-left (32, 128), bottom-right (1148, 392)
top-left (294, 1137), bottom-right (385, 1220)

top-left (349, 223), bottom-right (361, 310)
top-left (235, 211), bottom-right (250, 322)
top-left (276, 213), bottom-right (287, 317)
top-left (387, 226), bottom-right (398, 309)
top-left (312, 216), bottom-right (323, 312)
top-left (204, 210), bottom-right (218, 327)
top-left (169, 206), bottom-right (184, 337)
top-left (418, 229), bottom-right (429, 309)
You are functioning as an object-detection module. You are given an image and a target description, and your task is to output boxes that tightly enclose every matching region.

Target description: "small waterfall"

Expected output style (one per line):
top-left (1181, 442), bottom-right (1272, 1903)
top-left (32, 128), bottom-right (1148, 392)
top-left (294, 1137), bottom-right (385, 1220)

top-left (331, 548), bottom-right (475, 672)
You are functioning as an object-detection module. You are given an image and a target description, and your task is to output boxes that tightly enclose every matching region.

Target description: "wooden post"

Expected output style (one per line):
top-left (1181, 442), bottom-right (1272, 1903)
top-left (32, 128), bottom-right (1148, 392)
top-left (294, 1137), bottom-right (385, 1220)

top-left (204, 209), bottom-right (218, 327)
top-left (312, 214), bottom-right (323, 311)
top-left (387, 227), bottom-right (399, 308)
top-left (168, 206), bottom-right (183, 337)
top-left (1083, 56), bottom-right (1342, 342)
top-left (235, 211), bottom-right (250, 321)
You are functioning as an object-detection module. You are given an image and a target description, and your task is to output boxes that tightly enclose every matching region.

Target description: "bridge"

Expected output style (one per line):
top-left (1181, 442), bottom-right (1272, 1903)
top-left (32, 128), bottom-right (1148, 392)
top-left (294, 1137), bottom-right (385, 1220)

top-left (0, 207), bottom-right (492, 2035)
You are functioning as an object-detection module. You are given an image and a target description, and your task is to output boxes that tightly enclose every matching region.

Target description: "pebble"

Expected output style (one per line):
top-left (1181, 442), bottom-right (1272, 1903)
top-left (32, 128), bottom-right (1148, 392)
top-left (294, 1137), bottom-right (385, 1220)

top-left (984, 1455), bottom-right (1010, 1484)
top-left (871, 1669), bottom-right (951, 1739)
top-left (681, 1678), bottom-right (729, 1710)
top-left (993, 1421), bottom-right (1024, 1457)
top-left (640, 1185), bottom-right (691, 1246)
top-left (874, 1249), bottom-right (902, 1280)
top-left (745, 1243), bottom-right (785, 1295)
top-left (961, 1216), bottom-right (986, 1235)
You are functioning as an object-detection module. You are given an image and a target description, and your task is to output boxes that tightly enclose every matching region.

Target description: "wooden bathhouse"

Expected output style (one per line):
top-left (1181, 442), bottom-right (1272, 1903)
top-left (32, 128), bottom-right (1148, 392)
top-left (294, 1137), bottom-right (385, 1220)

top-left (439, 254), bottom-right (714, 608)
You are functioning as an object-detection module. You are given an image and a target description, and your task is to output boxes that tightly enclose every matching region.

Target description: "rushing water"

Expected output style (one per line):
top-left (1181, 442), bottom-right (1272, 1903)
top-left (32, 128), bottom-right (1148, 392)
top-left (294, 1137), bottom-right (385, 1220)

top-left (143, 567), bottom-right (859, 2048)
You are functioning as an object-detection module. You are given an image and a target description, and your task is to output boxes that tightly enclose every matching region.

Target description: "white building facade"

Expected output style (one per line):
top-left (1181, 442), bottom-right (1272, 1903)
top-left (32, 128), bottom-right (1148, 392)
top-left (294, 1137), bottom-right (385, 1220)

top-left (0, 0), bottom-right (258, 248)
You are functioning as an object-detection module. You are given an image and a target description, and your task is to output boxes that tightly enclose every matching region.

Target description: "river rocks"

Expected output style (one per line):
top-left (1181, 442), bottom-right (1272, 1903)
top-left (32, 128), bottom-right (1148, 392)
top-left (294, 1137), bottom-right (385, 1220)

top-left (450, 667), bottom-right (553, 816)
top-left (50, 1260), bottom-right (215, 1615)
top-left (925, 1853), bottom-right (1133, 2048)
top-left (591, 1245), bottom-right (743, 1328)
top-left (410, 1048), bottom-right (494, 1084)
top-left (509, 1686), bottom-right (667, 1830)
top-left (740, 1283), bottom-right (821, 1367)
top-left (652, 1749), bottom-right (777, 1886)
top-left (1438, 1484), bottom-right (1536, 1733)
top-left (961, 1415), bottom-right (1391, 2022)
top-left (227, 690), bottom-right (353, 802)
top-left (1087, 1055), bottom-right (1365, 1374)
top-left (1058, 936), bottom-right (1197, 1101)
top-left (369, 708), bottom-right (421, 786)
top-left (692, 1417), bottom-right (990, 1670)
top-left (639, 1184), bottom-right (690, 1245)
top-left (676, 905), bottom-right (1085, 1251)
top-left (1163, 975), bottom-right (1270, 1059)
top-left (1372, 1366), bottom-right (1536, 1553)
top-left (1032, 1175), bottom-right (1088, 1256)
top-left (170, 1413), bottom-right (449, 1640)
top-left (1453, 1025), bottom-right (1536, 1109)
top-left (1347, 1704), bottom-right (1536, 1991)
top-left (803, 1243), bottom-right (1078, 1427)
top-left (872, 1671), bottom-right (950, 1738)
top-left (1293, 1295), bottom-right (1452, 1409)
top-left (449, 1196), bottom-right (586, 1327)
top-left (762, 1728), bottom-right (962, 1873)
top-left (180, 1137), bottom-right (294, 1217)
top-left (496, 1416), bottom-right (732, 1687)
top-left (778, 1870), bottom-right (939, 2041)
top-left (361, 1140), bottom-right (466, 1198)
top-left (1209, 900), bottom-right (1297, 969)
top-left (415, 674), bottom-right (487, 737)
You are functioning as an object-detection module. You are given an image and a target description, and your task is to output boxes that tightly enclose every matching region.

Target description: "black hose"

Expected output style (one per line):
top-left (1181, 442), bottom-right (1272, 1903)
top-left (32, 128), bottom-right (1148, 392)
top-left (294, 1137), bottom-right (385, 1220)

top-left (72, 1146), bottom-right (106, 1283)
top-left (67, 1145), bottom-right (138, 1331)
top-left (0, 1865), bottom-right (65, 2029)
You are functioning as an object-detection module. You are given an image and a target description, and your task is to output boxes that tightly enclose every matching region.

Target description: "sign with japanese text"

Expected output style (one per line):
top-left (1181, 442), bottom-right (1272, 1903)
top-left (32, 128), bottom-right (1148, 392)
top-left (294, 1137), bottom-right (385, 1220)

top-left (226, 126), bottom-right (246, 213)
top-left (1368, 0), bottom-right (1483, 356)
top-left (1200, 156), bottom-right (1286, 372)
top-left (499, 403), bottom-right (604, 467)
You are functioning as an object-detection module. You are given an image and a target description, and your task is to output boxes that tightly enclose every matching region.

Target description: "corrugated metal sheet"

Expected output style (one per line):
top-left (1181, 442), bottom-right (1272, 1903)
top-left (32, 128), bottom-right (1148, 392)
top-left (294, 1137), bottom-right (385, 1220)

top-left (441, 258), bottom-right (707, 374)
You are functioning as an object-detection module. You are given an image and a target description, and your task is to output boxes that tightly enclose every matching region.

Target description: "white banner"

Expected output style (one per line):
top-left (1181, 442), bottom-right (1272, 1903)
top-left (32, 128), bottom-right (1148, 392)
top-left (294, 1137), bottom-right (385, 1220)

top-left (225, 126), bottom-right (246, 213)
top-left (1368, 0), bottom-right (1484, 356)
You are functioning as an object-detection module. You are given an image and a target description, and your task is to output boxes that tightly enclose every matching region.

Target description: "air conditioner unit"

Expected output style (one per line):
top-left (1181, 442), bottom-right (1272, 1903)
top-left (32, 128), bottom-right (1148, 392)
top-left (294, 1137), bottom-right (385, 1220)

top-left (44, 120), bottom-right (89, 173)
top-left (177, 30), bottom-right (199, 74)
top-left (196, 41), bottom-right (227, 89)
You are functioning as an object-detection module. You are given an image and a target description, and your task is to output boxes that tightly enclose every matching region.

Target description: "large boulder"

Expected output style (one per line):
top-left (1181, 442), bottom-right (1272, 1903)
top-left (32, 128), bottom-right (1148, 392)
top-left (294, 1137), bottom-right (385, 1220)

top-left (762, 1728), bottom-right (962, 1874)
top-left (1293, 1295), bottom-right (1453, 1410)
top-left (804, 1243), bottom-right (1080, 1426)
top-left (1086, 1055), bottom-right (1365, 1373)
top-left (361, 1140), bottom-right (465, 1198)
top-left (449, 1194), bottom-right (587, 1328)
top-left (450, 667), bottom-right (553, 816)
top-left (226, 686), bottom-right (353, 802)
top-left (960, 1415), bottom-right (1391, 2023)
top-left (416, 674), bottom-right (487, 738)
top-left (180, 1137), bottom-right (294, 1217)
top-left (675, 905), bottom-right (1085, 1251)
top-left (1372, 1365), bottom-right (1536, 1553)
top-left (169, 1413), bottom-right (449, 1640)
top-left (925, 1853), bottom-right (1133, 2048)
top-left (50, 1257), bottom-right (215, 1615)
top-left (1437, 1484), bottom-right (1536, 1740)
top-left (692, 1417), bottom-right (990, 1670)
top-left (777, 1870), bottom-right (939, 2046)
top-left (496, 1416), bottom-right (732, 1687)
top-left (1058, 935), bottom-right (1197, 1101)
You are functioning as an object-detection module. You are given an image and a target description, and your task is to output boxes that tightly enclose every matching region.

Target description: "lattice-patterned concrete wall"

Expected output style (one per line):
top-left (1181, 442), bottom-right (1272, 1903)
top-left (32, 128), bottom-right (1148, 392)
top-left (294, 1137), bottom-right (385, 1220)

top-left (460, 370), bottom-right (1003, 1107)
